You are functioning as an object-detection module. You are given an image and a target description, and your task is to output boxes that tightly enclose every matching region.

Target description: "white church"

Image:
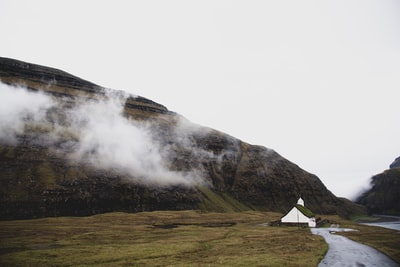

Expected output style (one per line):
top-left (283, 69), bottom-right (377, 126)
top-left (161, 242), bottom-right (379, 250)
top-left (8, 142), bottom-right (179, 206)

top-left (280, 197), bottom-right (316, 228)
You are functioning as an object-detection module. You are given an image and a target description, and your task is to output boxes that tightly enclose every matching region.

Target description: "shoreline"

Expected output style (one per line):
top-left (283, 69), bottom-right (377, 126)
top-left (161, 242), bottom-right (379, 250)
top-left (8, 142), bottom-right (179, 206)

top-left (356, 215), bottom-right (400, 224)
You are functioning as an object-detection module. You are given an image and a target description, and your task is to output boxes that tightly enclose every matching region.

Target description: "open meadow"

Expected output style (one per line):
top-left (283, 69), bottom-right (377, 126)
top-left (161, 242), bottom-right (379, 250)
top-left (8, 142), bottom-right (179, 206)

top-left (0, 211), bottom-right (326, 266)
top-left (0, 211), bottom-right (399, 266)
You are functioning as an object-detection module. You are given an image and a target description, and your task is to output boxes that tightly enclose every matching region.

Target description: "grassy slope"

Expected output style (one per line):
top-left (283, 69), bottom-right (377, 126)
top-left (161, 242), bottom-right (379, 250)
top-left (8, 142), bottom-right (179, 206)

top-left (197, 186), bottom-right (250, 212)
top-left (0, 211), bottom-right (327, 267)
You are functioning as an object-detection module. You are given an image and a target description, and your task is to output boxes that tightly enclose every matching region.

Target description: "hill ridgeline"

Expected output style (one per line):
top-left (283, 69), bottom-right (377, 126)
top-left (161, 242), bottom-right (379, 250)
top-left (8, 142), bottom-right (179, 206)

top-left (0, 57), bottom-right (364, 219)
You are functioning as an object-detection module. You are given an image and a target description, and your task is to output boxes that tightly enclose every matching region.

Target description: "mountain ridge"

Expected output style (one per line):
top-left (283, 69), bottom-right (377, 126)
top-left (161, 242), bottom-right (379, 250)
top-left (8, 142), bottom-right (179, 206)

top-left (0, 57), bottom-right (365, 219)
top-left (356, 157), bottom-right (400, 215)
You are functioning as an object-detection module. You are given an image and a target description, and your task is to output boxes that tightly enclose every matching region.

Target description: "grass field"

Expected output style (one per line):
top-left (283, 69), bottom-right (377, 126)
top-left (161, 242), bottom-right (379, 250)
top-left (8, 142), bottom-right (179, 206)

top-left (1, 211), bottom-right (399, 266)
top-left (0, 211), bottom-right (327, 267)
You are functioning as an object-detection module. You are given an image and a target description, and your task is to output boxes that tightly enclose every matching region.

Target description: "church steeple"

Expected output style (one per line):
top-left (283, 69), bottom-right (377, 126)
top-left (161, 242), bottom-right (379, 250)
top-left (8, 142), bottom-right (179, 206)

top-left (297, 197), bottom-right (304, 206)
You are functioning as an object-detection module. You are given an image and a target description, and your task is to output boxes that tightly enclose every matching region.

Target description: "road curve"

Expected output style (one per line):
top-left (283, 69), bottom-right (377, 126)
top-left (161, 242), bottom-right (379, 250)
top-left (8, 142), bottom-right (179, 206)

top-left (311, 228), bottom-right (399, 267)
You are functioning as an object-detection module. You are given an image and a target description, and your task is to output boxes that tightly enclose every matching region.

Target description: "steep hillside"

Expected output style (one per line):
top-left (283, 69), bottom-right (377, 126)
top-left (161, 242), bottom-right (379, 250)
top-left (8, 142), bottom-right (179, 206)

top-left (0, 57), bottom-right (364, 219)
top-left (356, 157), bottom-right (400, 215)
top-left (390, 156), bottom-right (400, 169)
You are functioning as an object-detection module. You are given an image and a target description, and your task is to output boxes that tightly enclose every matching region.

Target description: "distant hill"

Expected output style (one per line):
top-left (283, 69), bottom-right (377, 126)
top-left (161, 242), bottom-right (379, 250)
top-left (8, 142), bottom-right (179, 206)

top-left (390, 156), bottom-right (400, 169)
top-left (356, 157), bottom-right (400, 215)
top-left (0, 57), bottom-right (364, 219)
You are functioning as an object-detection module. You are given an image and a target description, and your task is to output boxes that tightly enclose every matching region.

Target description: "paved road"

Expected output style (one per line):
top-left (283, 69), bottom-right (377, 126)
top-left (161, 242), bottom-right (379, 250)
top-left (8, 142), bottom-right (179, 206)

top-left (311, 228), bottom-right (399, 267)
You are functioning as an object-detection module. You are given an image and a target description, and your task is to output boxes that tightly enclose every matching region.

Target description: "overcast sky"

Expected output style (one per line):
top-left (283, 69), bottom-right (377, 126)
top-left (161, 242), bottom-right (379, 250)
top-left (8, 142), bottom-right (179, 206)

top-left (1, 0), bottom-right (399, 199)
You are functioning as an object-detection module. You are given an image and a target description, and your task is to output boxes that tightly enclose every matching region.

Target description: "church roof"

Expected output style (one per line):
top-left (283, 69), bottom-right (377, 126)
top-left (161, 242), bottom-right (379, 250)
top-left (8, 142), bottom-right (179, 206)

top-left (295, 204), bottom-right (315, 218)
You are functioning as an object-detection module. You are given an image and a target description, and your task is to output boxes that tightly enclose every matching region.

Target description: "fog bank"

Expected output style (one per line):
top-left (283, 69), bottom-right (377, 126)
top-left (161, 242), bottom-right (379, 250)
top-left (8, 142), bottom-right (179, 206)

top-left (0, 83), bottom-right (216, 187)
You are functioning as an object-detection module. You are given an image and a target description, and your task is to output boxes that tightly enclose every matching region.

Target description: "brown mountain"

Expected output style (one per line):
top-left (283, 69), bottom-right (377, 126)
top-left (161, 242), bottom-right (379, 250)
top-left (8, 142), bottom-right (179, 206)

top-left (0, 57), bottom-right (364, 219)
top-left (356, 157), bottom-right (400, 215)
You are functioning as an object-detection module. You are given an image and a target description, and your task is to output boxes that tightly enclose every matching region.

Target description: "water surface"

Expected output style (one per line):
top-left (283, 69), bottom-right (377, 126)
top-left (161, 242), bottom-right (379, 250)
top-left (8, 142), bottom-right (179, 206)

top-left (360, 215), bottom-right (400, 231)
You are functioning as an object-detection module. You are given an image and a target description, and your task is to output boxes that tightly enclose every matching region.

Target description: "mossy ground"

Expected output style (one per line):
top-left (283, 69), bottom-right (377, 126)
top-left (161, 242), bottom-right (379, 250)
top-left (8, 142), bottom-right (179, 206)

top-left (0, 211), bottom-right (327, 266)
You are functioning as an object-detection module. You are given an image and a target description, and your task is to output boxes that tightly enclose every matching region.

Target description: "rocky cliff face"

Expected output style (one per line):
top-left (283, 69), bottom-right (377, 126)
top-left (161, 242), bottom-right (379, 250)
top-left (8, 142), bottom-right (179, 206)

top-left (0, 57), bottom-right (364, 219)
top-left (390, 156), bottom-right (400, 169)
top-left (356, 157), bottom-right (400, 215)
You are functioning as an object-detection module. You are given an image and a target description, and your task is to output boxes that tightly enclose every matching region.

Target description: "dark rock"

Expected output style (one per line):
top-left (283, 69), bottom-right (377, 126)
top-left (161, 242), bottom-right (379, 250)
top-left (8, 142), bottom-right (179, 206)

top-left (356, 161), bottom-right (400, 215)
top-left (390, 156), bottom-right (400, 169)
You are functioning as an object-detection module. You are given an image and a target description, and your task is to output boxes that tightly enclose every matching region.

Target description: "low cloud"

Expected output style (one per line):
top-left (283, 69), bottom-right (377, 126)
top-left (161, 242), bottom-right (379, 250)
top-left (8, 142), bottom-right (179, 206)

top-left (0, 83), bottom-right (54, 144)
top-left (0, 82), bottom-right (211, 187)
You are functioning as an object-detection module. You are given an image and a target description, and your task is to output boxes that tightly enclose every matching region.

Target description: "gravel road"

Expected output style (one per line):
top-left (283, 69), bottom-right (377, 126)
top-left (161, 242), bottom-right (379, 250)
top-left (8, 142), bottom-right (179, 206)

top-left (311, 228), bottom-right (399, 267)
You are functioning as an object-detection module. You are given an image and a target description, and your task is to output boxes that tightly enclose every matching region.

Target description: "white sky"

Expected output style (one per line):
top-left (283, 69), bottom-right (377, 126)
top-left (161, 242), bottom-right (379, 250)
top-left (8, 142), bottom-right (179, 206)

top-left (1, 0), bottom-right (399, 199)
